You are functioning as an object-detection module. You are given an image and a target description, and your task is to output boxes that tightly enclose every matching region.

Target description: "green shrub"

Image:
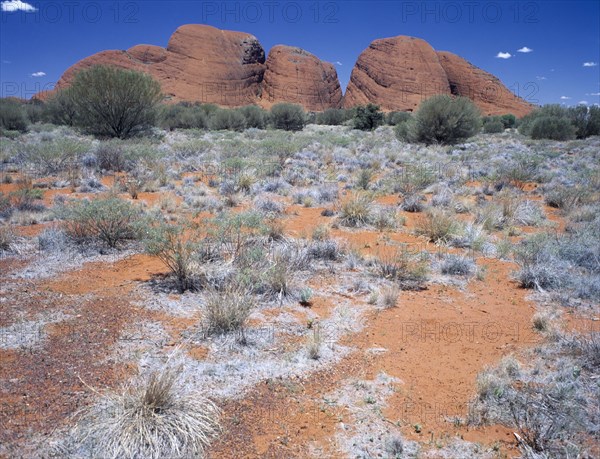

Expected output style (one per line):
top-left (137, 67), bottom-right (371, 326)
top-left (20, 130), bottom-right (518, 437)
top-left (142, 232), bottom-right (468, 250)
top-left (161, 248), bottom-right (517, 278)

top-left (239, 105), bottom-right (267, 129)
top-left (209, 108), bottom-right (246, 131)
top-left (0, 225), bottom-right (15, 251)
top-left (518, 105), bottom-right (570, 137)
top-left (530, 116), bottom-right (576, 140)
top-left (57, 196), bottom-right (143, 247)
top-left (483, 118), bottom-right (505, 133)
top-left (69, 65), bottom-right (162, 139)
top-left (353, 104), bottom-right (384, 131)
top-left (416, 208), bottom-right (460, 243)
top-left (44, 88), bottom-right (78, 126)
top-left (159, 104), bottom-right (209, 130)
top-left (0, 98), bottom-right (29, 133)
top-left (500, 114), bottom-right (516, 129)
top-left (386, 111), bottom-right (411, 126)
top-left (25, 101), bottom-right (44, 124)
top-left (270, 103), bottom-right (306, 131)
top-left (567, 105), bottom-right (600, 138)
top-left (20, 138), bottom-right (89, 174)
top-left (316, 108), bottom-right (347, 125)
top-left (374, 247), bottom-right (429, 290)
top-left (399, 95), bottom-right (481, 144)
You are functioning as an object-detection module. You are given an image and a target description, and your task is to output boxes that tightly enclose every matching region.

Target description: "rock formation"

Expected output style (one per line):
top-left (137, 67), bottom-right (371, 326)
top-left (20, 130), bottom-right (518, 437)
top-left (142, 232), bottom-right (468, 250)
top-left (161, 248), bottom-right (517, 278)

top-left (261, 45), bottom-right (342, 111)
top-left (343, 35), bottom-right (533, 116)
top-left (49, 24), bottom-right (266, 106)
top-left (436, 51), bottom-right (533, 117)
top-left (41, 25), bottom-right (533, 116)
top-left (343, 36), bottom-right (451, 112)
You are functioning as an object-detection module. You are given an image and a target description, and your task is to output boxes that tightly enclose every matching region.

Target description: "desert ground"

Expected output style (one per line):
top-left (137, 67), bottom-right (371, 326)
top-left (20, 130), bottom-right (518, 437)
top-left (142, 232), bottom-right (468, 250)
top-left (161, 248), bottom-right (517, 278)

top-left (0, 124), bottom-right (598, 458)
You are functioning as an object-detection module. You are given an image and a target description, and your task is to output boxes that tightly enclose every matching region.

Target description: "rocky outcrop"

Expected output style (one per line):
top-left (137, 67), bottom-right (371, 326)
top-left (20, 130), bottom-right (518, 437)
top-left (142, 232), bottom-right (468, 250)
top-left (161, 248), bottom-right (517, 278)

top-left (42, 26), bottom-right (532, 116)
top-left (436, 51), bottom-right (533, 117)
top-left (261, 45), bottom-right (342, 111)
top-left (344, 35), bottom-right (533, 116)
top-left (343, 36), bottom-right (451, 112)
top-left (49, 24), bottom-right (267, 106)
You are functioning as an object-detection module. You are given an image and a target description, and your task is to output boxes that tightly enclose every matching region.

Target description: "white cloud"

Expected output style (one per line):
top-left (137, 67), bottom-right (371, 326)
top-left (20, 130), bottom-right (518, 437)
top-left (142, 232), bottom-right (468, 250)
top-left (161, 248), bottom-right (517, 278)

top-left (496, 52), bottom-right (512, 59)
top-left (536, 76), bottom-right (547, 80)
top-left (560, 96), bottom-right (571, 100)
top-left (517, 46), bottom-right (533, 53)
top-left (334, 61), bottom-right (342, 66)
top-left (578, 101), bottom-right (588, 105)
top-left (586, 92), bottom-right (600, 96)
top-left (31, 71), bottom-right (46, 77)
top-left (1, 1), bottom-right (37, 12)
top-left (583, 62), bottom-right (598, 67)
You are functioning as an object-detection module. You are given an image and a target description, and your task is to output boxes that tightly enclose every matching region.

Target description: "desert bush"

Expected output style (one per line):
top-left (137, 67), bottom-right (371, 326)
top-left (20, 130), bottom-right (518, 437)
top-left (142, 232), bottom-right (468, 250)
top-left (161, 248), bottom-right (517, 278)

top-left (0, 98), bottom-right (29, 133)
top-left (440, 255), bottom-right (475, 275)
top-left (95, 142), bottom-right (125, 172)
top-left (338, 193), bottom-right (372, 227)
top-left (401, 193), bottom-right (426, 212)
top-left (352, 104), bottom-right (384, 131)
top-left (9, 186), bottom-right (44, 212)
top-left (270, 103), bottom-right (305, 131)
top-left (374, 247), bottom-right (429, 290)
top-left (19, 138), bottom-right (88, 174)
top-left (144, 222), bottom-right (204, 293)
top-left (567, 105), bottom-right (600, 138)
top-left (395, 164), bottom-right (436, 194)
top-left (159, 103), bottom-right (209, 131)
top-left (544, 185), bottom-right (589, 209)
top-left (0, 192), bottom-right (12, 219)
top-left (501, 114), bottom-right (517, 129)
top-left (530, 116), bottom-right (576, 140)
top-left (356, 168), bottom-right (374, 190)
top-left (306, 327), bottom-right (322, 360)
top-left (379, 284), bottom-right (400, 308)
top-left (386, 111), bottom-right (411, 126)
top-left (316, 108), bottom-right (347, 125)
top-left (398, 95), bottom-right (481, 144)
top-left (416, 208), bottom-right (460, 243)
top-left (372, 206), bottom-right (402, 230)
top-left (57, 196), bottom-right (143, 248)
top-left (72, 366), bottom-right (220, 459)
top-left (239, 105), bottom-right (267, 129)
top-left (0, 225), bottom-right (15, 251)
top-left (203, 282), bottom-right (256, 336)
top-left (69, 65), bottom-right (162, 139)
top-left (209, 108), bottom-right (246, 131)
top-left (44, 88), bottom-right (78, 126)
top-left (308, 239), bottom-right (343, 261)
top-left (483, 117), bottom-right (504, 133)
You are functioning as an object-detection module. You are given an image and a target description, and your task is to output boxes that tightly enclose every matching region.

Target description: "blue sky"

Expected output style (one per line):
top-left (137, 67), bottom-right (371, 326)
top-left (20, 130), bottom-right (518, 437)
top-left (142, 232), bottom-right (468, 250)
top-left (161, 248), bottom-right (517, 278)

top-left (1, 0), bottom-right (599, 106)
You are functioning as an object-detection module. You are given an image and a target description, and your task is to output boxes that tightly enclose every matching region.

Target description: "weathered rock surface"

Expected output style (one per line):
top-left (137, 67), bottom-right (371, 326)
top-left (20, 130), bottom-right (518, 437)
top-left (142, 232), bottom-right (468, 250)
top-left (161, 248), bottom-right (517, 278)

top-left (42, 26), bottom-right (532, 115)
top-left (343, 36), bottom-right (451, 112)
top-left (436, 51), bottom-right (533, 117)
top-left (49, 24), bottom-right (267, 106)
top-left (344, 35), bottom-right (533, 116)
top-left (261, 45), bottom-right (342, 111)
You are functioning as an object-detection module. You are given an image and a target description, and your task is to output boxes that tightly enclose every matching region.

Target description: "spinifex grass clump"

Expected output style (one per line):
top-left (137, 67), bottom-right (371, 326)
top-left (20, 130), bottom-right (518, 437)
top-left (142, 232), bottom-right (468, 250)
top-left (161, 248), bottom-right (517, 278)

top-left (73, 367), bottom-right (221, 459)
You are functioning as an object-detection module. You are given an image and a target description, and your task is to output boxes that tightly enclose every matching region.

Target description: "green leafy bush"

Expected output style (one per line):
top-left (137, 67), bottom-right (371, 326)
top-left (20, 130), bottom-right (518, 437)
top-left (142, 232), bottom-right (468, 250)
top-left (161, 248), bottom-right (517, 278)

top-left (57, 196), bottom-right (143, 247)
top-left (239, 105), bottom-right (267, 129)
top-left (386, 111), bottom-right (411, 126)
top-left (530, 116), bottom-right (576, 140)
top-left (68, 65), bottom-right (162, 139)
top-left (568, 105), bottom-right (600, 138)
top-left (209, 108), bottom-right (246, 131)
top-left (500, 113), bottom-right (516, 129)
top-left (483, 117), bottom-right (505, 133)
top-left (316, 108), bottom-right (347, 125)
top-left (44, 88), bottom-right (78, 126)
top-left (0, 98), bottom-right (29, 133)
top-left (352, 104), bottom-right (384, 131)
top-left (270, 103), bottom-right (306, 131)
top-left (398, 95), bottom-right (481, 144)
